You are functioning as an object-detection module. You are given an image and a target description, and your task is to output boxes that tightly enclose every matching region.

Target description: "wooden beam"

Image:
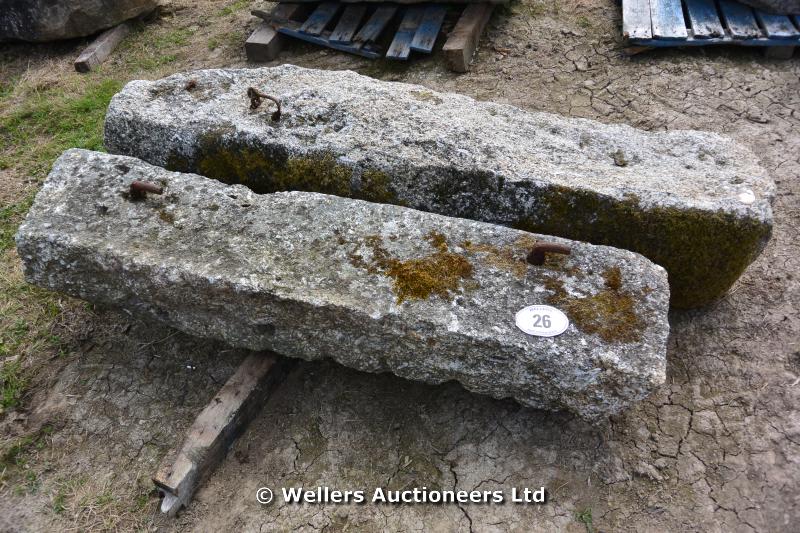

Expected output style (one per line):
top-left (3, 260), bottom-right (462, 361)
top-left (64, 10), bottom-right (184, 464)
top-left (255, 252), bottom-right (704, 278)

top-left (153, 352), bottom-right (291, 516)
top-left (442, 3), bottom-right (494, 73)
top-left (74, 23), bottom-right (131, 73)
top-left (245, 3), bottom-right (306, 62)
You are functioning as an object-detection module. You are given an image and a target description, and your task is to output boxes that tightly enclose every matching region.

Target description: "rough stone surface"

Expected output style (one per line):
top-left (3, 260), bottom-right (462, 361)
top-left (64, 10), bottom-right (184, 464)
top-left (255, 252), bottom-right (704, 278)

top-left (0, 0), bottom-right (158, 43)
top-left (17, 149), bottom-right (670, 422)
top-left (103, 65), bottom-right (775, 309)
top-left (739, 0), bottom-right (800, 14)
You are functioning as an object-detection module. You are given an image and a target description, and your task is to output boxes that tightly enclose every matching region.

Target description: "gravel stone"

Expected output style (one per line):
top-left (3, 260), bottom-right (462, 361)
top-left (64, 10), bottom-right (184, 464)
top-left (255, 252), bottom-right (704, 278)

top-left (103, 65), bottom-right (775, 308)
top-left (0, 0), bottom-right (158, 42)
top-left (16, 149), bottom-right (671, 422)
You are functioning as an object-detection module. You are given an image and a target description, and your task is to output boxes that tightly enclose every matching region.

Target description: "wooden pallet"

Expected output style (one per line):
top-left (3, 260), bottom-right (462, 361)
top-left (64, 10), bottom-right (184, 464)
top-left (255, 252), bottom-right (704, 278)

top-left (246, 2), bottom-right (494, 71)
top-left (622, 0), bottom-right (799, 56)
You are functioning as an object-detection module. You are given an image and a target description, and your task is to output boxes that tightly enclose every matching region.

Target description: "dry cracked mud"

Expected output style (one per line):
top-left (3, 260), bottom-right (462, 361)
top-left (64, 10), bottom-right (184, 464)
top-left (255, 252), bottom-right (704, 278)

top-left (0, 0), bottom-right (798, 531)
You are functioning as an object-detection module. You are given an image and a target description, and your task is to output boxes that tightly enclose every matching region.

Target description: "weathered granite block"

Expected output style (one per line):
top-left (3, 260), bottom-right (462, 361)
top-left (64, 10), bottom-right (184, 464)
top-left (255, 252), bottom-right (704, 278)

top-left (103, 65), bottom-right (774, 309)
top-left (0, 0), bottom-right (158, 42)
top-left (17, 149), bottom-right (670, 422)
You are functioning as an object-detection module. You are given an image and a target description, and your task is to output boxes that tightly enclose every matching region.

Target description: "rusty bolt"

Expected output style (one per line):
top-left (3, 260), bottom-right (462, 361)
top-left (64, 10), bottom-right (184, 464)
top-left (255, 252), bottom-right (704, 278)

top-left (247, 87), bottom-right (281, 121)
top-left (129, 180), bottom-right (163, 200)
top-left (526, 242), bottom-right (571, 266)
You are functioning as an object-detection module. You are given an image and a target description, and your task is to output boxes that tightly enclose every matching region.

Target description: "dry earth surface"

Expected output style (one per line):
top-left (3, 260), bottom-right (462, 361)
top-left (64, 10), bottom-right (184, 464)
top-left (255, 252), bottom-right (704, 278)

top-left (0, 0), bottom-right (798, 531)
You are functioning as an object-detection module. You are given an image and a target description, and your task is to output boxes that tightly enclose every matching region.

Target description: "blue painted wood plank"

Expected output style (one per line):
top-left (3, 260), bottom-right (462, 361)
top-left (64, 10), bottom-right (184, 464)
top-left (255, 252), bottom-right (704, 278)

top-left (627, 34), bottom-right (800, 46)
top-left (684, 0), bottom-right (724, 38)
top-left (329, 4), bottom-right (368, 44)
top-left (386, 6), bottom-right (425, 60)
top-left (277, 21), bottom-right (382, 58)
top-left (718, 0), bottom-right (762, 39)
top-left (299, 2), bottom-right (341, 36)
top-left (755, 11), bottom-right (800, 39)
top-left (622, 0), bottom-right (652, 40)
top-left (410, 4), bottom-right (447, 53)
top-left (353, 5), bottom-right (397, 44)
top-left (650, 0), bottom-right (688, 39)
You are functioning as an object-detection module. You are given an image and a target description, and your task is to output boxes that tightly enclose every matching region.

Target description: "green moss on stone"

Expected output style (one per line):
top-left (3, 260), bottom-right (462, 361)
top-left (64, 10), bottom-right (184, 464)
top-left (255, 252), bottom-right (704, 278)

top-left (165, 132), bottom-right (398, 203)
top-left (158, 210), bottom-right (175, 224)
top-left (545, 266), bottom-right (645, 344)
top-left (385, 250), bottom-right (472, 304)
top-left (462, 234), bottom-right (538, 279)
top-left (347, 232), bottom-right (474, 304)
top-left (409, 90), bottom-right (444, 105)
top-left (514, 186), bottom-right (770, 308)
top-left (360, 168), bottom-right (397, 204)
top-left (166, 132), bottom-right (768, 309)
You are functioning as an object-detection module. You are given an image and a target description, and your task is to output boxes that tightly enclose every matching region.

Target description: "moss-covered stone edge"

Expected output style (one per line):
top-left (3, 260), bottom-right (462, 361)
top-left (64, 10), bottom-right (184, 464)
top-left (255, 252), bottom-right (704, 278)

top-left (165, 130), bottom-right (397, 204)
top-left (512, 186), bottom-right (771, 309)
top-left (165, 132), bottom-right (770, 309)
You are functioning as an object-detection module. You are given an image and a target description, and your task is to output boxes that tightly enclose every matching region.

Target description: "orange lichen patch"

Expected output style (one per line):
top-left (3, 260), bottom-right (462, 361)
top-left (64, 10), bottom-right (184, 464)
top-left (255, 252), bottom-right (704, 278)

top-left (385, 250), bottom-right (473, 303)
top-left (427, 231), bottom-right (448, 252)
top-left (462, 242), bottom-right (527, 278)
top-left (158, 210), bottom-right (175, 224)
top-left (461, 234), bottom-right (539, 279)
top-left (603, 266), bottom-right (622, 291)
top-left (544, 266), bottom-right (644, 344)
top-left (346, 231), bottom-right (474, 303)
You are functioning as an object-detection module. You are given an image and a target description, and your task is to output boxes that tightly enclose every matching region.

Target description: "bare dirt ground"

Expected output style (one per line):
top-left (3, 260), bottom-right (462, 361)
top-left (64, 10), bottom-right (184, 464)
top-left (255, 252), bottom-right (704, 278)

top-left (1, 0), bottom-right (799, 531)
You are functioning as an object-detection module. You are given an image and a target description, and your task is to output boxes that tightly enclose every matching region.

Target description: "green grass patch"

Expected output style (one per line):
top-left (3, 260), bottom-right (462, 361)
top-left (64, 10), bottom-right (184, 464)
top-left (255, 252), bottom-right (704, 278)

top-left (0, 195), bottom-right (33, 252)
top-left (152, 28), bottom-right (195, 49)
top-left (0, 79), bottom-right (122, 179)
top-left (52, 490), bottom-right (67, 514)
top-left (131, 53), bottom-right (179, 71)
top-left (512, 0), bottom-right (548, 18)
top-left (1, 359), bottom-right (26, 409)
top-left (1, 425), bottom-right (52, 471)
top-left (575, 508), bottom-right (594, 533)
top-left (1, 234), bottom-right (67, 410)
top-left (115, 23), bottom-right (194, 72)
top-left (0, 81), bottom-right (12, 100)
top-left (208, 30), bottom-right (244, 51)
top-left (0, 294), bottom-right (65, 410)
top-left (218, 0), bottom-right (250, 16)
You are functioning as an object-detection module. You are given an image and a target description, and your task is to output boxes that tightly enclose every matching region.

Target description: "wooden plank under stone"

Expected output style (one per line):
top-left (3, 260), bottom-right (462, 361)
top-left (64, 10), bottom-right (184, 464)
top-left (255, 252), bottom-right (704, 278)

top-left (684, 0), bottom-right (724, 39)
top-left (755, 11), bottom-right (800, 39)
top-left (410, 4), bottom-right (448, 53)
top-left (245, 4), bottom-right (307, 62)
top-left (442, 3), bottom-right (494, 73)
top-left (386, 6), bottom-right (426, 59)
top-left (353, 5), bottom-right (398, 44)
top-left (74, 23), bottom-right (131, 73)
top-left (622, 0), bottom-right (652, 40)
top-left (650, 0), bottom-right (688, 40)
top-left (300, 2), bottom-right (342, 36)
top-left (277, 19), bottom-right (384, 58)
top-left (153, 353), bottom-right (291, 516)
top-left (718, 0), bottom-right (762, 39)
top-left (330, 4), bottom-right (368, 43)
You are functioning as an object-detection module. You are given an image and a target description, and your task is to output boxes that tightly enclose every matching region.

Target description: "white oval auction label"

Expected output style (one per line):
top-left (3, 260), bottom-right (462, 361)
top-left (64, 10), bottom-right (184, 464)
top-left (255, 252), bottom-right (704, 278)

top-left (515, 305), bottom-right (569, 337)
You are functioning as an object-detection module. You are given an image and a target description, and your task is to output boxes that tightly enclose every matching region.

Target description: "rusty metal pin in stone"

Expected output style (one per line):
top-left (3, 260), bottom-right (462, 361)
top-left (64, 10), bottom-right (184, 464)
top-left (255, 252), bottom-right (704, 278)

top-left (527, 242), bottom-right (572, 266)
top-left (129, 180), bottom-right (163, 200)
top-left (247, 87), bottom-right (281, 121)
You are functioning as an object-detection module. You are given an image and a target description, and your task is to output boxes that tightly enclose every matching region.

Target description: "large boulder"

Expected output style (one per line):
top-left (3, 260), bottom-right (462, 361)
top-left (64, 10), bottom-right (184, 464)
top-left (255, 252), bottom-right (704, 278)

top-left (739, 0), bottom-right (800, 14)
top-left (16, 149), bottom-right (671, 422)
top-left (103, 65), bottom-right (775, 309)
top-left (0, 0), bottom-right (158, 43)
